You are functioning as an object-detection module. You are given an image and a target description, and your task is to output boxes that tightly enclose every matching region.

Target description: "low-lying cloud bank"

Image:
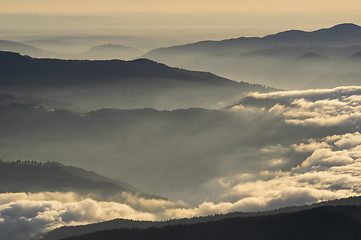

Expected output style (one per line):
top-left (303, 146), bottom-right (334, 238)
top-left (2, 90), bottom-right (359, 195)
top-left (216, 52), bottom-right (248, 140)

top-left (0, 192), bottom-right (185, 240)
top-left (4, 86), bottom-right (361, 239)
top-left (239, 86), bottom-right (361, 126)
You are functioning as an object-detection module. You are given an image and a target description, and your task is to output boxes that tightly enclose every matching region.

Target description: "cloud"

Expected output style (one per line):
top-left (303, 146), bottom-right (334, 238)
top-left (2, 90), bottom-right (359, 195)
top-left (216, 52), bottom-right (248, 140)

top-left (292, 141), bottom-right (329, 152)
top-left (236, 86), bottom-right (361, 126)
top-left (162, 130), bottom-right (361, 221)
top-left (0, 193), bottom-right (159, 240)
top-left (247, 86), bottom-right (361, 100)
top-left (300, 148), bottom-right (354, 168)
top-left (334, 132), bottom-right (361, 149)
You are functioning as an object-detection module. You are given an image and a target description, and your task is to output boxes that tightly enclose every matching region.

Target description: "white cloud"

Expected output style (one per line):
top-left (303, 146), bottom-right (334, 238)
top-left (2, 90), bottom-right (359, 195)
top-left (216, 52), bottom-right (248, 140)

top-left (0, 194), bottom-right (158, 240)
top-left (292, 141), bottom-right (329, 152)
top-left (300, 148), bottom-right (354, 168)
top-left (334, 132), bottom-right (361, 149)
top-left (238, 86), bottom-right (361, 126)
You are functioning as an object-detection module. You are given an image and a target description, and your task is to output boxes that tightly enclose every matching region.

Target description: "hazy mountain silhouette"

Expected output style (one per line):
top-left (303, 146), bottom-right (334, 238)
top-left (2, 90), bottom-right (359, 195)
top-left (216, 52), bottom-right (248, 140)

top-left (263, 23), bottom-right (361, 46)
top-left (295, 52), bottom-right (330, 60)
top-left (43, 197), bottom-right (361, 240)
top-left (145, 23), bottom-right (361, 60)
top-left (0, 160), bottom-right (160, 201)
top-left (0, 40), bottom-right (53, 57)
top-left (143, 23), bottom-right (361, 89)
top-left (81, 44), bottom-right (143, 60)
top-left (0, 51), bottom-right (271, 109)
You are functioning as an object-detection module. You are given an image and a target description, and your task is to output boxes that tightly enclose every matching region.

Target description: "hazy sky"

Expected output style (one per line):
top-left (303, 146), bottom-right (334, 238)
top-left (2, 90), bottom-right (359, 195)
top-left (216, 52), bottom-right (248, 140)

top-left (2, 0), bottom-right (361, 14)
top-left (2, 1), bottom-right (361, 51)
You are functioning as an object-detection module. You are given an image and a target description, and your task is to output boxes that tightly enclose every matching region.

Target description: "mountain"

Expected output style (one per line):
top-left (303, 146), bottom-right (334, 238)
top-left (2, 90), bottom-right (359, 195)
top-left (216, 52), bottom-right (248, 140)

top-left (145, 23), bottom-right (361, 60)
top-left (0, 160), bottom-right (160, 201)
top-left (0, 51), bottom-right (272, 109)
top-left (42, 196), bottom-right (361, 240)
top-left (60, 205), bottom-right (361, 240)
top-left (143, 23), bottom-right (361, 90)
top-left (0, 40), bottom-right (53, 57)
top-left (262, 23), bottom-right (361, 46)
top-left (81, 44), bottom-right (143, 60)
top-left (0, 51), bottom-right (239, 86)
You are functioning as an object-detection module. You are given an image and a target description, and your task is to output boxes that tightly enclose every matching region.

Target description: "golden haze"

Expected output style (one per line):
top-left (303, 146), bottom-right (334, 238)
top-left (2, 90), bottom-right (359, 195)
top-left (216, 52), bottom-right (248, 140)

top-left (1, 0), bottom-right (361, 14)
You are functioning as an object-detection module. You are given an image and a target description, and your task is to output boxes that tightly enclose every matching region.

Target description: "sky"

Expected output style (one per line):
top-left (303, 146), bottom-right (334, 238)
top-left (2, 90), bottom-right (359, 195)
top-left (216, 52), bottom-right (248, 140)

top-left (2, 0), bottom-right (361, 49)
top-left (1, 0), bottom-right (361, 14)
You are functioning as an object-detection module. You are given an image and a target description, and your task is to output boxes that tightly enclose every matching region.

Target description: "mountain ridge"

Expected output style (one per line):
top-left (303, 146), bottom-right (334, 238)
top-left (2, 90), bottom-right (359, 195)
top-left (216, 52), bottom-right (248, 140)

top-left (0, 159), bottom-right (161, 201)
top-left (146, 23), bottom-right (361, 57)
top-left (0, 51), bottom-right (273, 109)
top-left (41, 196), bottom-right (361, 240)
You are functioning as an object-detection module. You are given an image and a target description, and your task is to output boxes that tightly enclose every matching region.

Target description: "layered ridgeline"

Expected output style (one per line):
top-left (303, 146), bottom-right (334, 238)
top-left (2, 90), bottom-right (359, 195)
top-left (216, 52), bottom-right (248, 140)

top-left (44, 197), bottom-right (361, 240)
top-left (144, 23), bottom-right (361, 89)
top-left (0, 40), bottom-right (54, 58)
top-left (0, 39), bottom-right (143, 60)
top-left (0, 51), bottom-right (271, 109)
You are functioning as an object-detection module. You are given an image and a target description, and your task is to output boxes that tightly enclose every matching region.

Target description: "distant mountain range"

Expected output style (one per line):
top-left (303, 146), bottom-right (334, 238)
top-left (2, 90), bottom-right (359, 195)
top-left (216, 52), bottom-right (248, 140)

top-left (2, 39), bottom-right (143, 60)
top-left (0, 40), bottom-right (54, 57)
top-left (5, 24), bottom-right (361, 89)
top-left (80, 44), bottom-right (143, 60)
top-left (42, 196), bottom-right (361, 240)
top-left (143, 23), bottom-right (361, 89)
top-left (0, 51), bottom-right (271, 109)
top-left (145, 23), bottom-right (361, 58)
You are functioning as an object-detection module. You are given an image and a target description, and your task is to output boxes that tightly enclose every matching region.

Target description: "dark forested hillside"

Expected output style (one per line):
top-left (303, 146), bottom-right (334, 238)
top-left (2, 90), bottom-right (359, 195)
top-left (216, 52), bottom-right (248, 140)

top-left (0, 51), bottom-right (253, 87)
top-left (0, 51), bottom-right (271, 109)
top-left (61, 205), bottom-right (361, 240)
top-left (41, 196), bottom-right (361, 240)
top-left (0, 160), bottom-right (160, 201)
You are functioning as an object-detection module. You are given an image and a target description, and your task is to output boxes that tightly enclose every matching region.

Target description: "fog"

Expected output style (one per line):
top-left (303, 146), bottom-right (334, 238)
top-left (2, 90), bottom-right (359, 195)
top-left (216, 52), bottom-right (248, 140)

top-left (3, 87), bottom-right (361, 239)
top-left (1, 87), bottom-right (360, 200)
